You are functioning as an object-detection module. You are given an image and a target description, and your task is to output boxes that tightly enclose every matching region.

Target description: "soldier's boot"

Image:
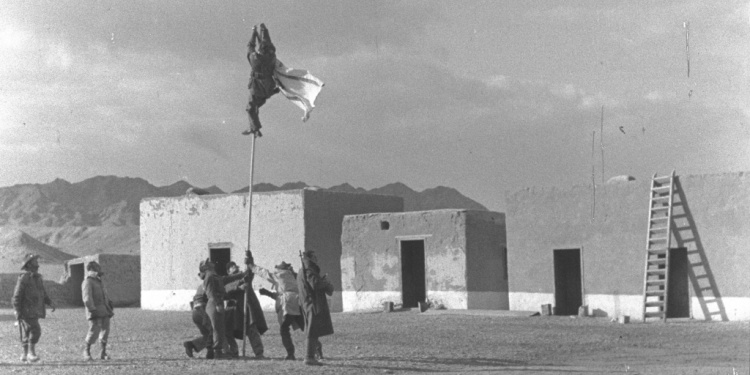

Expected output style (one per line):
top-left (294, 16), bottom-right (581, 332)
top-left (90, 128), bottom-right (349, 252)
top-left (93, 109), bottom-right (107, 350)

top-left (304, 338), bottom-right (322, 366)
top-left (99, 342), bottom-right (110, 360)
top-left (182, 341), bottom-right (195, 358)
top-left (20, 344), bottom-right (28, 363)
top-left (27, 344), bottom-right (39, 362)
top-left (282, 332), bottom-right (295, 360)
top-left (213, 349), bottom-right (225, 360)
top-left (206, 348), bottom-right (215, 359)
top-left (83, 343), bottom-right (93, 361)
top-left (316, 341), bottom-right (324, 360)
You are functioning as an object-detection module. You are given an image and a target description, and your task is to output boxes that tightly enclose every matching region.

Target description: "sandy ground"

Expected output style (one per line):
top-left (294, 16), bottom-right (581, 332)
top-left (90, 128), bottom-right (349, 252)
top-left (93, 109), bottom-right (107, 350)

top-left (0, 308), bottom-right (747, 375)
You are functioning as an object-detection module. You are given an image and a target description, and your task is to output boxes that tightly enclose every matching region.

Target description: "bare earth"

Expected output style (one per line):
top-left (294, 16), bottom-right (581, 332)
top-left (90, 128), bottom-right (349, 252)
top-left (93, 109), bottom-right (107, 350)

top-left (0, 308), bottom-right (747, 374)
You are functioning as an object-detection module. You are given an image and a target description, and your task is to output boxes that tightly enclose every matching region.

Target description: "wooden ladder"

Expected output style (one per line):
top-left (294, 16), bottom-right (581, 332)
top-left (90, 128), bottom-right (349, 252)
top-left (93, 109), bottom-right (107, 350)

top-left (641, 170), bottom-right (675, 322)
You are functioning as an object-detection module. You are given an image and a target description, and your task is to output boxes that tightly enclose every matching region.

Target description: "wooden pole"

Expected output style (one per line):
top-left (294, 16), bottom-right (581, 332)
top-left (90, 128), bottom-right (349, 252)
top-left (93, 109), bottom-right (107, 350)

top-left (242, 133), bottom-right (257, 357)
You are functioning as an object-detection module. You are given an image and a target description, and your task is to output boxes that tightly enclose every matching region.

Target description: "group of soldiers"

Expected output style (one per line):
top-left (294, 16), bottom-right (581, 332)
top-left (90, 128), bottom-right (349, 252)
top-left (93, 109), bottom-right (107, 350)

top-left (183, 249), bottom-right (334, 365)
top-left (11, 249), bottom-right (334, 366)
top-left (12, 254), bottom-right (114, 363)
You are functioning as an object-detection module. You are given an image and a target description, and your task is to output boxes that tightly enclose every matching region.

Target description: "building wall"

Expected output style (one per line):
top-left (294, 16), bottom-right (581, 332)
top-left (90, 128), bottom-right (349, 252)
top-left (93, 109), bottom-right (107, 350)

top-left (140, 189), bottom-right (403, 311)
top-left (140, 191), bottom-right (306, 310)
top-left (506, 172), bottom-right (750, 321)
top-left (465, 211), bottom-right (508, 309)
top-left (342, 210), bottom-right (508, 311)
top-left (66, 254), bottom-right (141, 307)
top-left (303, 190), bottom-right (404, 311)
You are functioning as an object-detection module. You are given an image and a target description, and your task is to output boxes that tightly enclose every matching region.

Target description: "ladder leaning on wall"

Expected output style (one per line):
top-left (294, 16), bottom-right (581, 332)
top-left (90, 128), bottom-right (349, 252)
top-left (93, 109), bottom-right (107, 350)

top-left (641, 170), bottom-right (676, 322)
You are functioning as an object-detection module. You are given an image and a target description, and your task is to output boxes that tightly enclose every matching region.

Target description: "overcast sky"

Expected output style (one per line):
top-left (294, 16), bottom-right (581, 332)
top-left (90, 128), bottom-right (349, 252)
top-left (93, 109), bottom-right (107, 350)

top-left (1, 1), bottom-right (748, 212)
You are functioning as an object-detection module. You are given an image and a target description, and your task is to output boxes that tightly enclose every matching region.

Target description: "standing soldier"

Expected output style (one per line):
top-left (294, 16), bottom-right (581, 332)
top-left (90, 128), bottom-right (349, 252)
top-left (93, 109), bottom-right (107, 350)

top-left (251, 260), bottom-right (305, 360)
top-left (243, 23), bottom-right (279, 137)
top-left (223, 261), bottom-right (243, 358)
top-left (297, 250), bottom-right (334, 366)
top-left (200, 258), bottom-right (229, 359)
top-left (198, 258), bottom-right (248, 359)
top-left (81, 261), bottom-right (114, 360)
top-left (12, 254), bottom-right (56, 363)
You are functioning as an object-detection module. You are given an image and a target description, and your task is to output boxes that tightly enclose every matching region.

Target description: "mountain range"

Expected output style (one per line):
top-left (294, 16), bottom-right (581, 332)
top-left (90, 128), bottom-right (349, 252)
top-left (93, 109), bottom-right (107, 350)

top-left (0, 176), bottom-right (487, 258)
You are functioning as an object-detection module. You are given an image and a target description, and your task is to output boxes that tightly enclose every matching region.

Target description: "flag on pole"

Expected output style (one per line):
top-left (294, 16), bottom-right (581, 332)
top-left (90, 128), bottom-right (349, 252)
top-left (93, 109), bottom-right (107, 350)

top-left (273, 59), bottom-right (324, 122)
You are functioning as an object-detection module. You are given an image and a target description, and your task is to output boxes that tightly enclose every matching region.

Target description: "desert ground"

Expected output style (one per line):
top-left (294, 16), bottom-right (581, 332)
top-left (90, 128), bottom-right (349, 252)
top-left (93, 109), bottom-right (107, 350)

top-left (0, 308), bottom-right (747, 375)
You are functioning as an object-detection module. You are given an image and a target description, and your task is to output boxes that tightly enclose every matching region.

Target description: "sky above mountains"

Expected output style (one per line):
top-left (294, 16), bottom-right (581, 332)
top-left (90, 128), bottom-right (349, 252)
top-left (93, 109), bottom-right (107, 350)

top-left (1, 1), bottom-right (748, 212)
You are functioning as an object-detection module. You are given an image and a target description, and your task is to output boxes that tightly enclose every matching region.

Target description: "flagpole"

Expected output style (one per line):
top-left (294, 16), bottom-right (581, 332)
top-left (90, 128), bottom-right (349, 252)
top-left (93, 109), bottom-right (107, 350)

top-left (242, 132), bottom-right (257, 358)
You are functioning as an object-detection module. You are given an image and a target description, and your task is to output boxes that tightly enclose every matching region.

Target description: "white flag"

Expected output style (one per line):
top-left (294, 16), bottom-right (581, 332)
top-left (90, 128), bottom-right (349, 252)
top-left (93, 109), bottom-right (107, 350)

top-left (273, 59), bottom-right (324, 122)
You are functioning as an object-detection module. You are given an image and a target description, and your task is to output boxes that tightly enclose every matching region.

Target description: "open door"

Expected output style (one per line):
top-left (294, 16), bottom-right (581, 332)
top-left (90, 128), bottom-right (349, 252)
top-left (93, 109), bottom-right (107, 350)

top-left (209, 247), bottom-right (231, 276)
top-left (667, 247), bottom-right (689, 318)
top-left (553, 248), bottom-right (582, 316)
top-left (69, 263), bottom-right (85, 307)
top-left (400, 240), bottom-right (426, 308)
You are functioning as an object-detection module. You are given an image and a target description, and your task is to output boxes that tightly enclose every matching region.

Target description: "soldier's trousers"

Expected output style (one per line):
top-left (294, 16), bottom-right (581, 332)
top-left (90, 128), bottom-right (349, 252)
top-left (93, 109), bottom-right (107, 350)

top-left (19, 318), bottom-right (41, 345)
top-left (280, 314), bottom-right (297, 355)
top-left (246, 95), bottom-right (268, 133)
top-left (85, 317), bottom-right (111, 345)
top-left (205, 300), bottom-right (226, 352)
top-left (189, 305), bottom-right (212, 352)
top-left (305, 335), bottom-right (321, 360)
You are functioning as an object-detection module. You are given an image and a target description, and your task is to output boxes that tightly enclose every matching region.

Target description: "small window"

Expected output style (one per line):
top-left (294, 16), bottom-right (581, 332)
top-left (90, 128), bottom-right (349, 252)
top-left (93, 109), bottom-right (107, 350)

top-left (380, 221), bottom-right (390, 230)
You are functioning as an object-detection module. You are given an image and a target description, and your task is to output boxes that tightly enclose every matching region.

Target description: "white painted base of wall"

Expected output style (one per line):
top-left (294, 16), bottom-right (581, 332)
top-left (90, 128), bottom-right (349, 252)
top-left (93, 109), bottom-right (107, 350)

top-left (691, 296), bottom-right (750, 321)
top-left (142, 289), bottom-right (195, 311)
top-left (510, 292), bottom-right (750, 321)
top-left (143, 289), bottom-right (344, 313)
top-left (343, 291), bottom-right (508, 312)
top-left (343, 291), bottom-right (403, 312)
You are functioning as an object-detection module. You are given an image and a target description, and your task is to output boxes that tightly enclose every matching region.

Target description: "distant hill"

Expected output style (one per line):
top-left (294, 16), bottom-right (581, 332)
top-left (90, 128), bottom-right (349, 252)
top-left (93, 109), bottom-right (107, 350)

top-left (233, 182), bottom-right (488, 212)
top-left (0, 227), bottom-right (75, 273)
top-left (0, 176), bottom-right (487, 256)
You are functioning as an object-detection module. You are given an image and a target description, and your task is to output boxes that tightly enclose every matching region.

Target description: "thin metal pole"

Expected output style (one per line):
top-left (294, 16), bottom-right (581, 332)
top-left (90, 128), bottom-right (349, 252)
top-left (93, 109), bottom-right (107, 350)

top-left (242, 133), bottom-right (257, 357)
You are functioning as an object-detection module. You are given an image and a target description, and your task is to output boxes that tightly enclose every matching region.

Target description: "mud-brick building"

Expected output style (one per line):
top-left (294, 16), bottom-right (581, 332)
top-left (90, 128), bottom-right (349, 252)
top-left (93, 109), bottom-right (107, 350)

top-left (506, 172), bottom-right (750, 321)
top-left (63, 254), bottom-right (141, 307)
top-left (140, 189), bottom-right (403, 311)
top-left (341, 210), bottom-right (507, 312)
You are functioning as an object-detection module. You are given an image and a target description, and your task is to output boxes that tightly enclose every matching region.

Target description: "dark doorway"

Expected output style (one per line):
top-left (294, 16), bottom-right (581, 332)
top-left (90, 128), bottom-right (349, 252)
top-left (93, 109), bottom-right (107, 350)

top-left (69, 263), bottom-right (85, 307)
top-left (210, 248), bottom-right (231, 276)
top-left (400, 240), bottom-right (426, 308)
top-left (667, 247), bottom-right (689, 318)
top-left (553, 249), bottom-right (582, 316)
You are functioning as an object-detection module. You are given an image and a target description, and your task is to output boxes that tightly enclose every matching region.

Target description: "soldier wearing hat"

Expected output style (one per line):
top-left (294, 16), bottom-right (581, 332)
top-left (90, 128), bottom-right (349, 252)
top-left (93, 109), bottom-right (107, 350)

top-left (243, 23), bottom-right (280, 137)
top-left (12, 254), bottom-right (56, 363)
top-left (81, 261), bottom-right (114, 360)
top-left (183, 261), bottom-right (246, 359)
top-left (251, 259), bottom-right (305, 360)
top-left (297, 250), bottom-right (334, 365)
top-left (196, 258), bottom-right (250, 359)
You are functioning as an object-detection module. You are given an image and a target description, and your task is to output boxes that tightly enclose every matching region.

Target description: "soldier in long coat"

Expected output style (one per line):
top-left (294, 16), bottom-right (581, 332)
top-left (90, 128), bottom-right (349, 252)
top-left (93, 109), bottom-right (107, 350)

top-left (224, 261), bottom-right (268, 358)
top-left (12, 254), bottom-right (56, 363)
top-left (81, 261), bottom-right (114, 360)
top-left (228, 252), bottom-right (268, 358)
top-left (297, 251), bottom-right (334, 365)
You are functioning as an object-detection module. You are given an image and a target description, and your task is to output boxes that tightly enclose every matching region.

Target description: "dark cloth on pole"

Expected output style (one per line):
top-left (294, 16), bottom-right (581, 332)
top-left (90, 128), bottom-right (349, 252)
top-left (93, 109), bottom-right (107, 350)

top-left (297, 256), bottom-right (334, 339)
top-left (225, 270), bottom-right (267, 340)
